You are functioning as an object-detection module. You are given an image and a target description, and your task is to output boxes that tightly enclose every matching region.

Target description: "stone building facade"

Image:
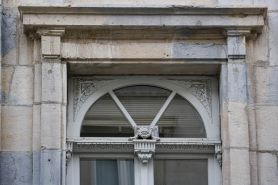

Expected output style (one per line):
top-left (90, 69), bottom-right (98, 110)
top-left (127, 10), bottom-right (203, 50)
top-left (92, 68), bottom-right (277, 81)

top-left (0, 0), bottom-right (277, 185)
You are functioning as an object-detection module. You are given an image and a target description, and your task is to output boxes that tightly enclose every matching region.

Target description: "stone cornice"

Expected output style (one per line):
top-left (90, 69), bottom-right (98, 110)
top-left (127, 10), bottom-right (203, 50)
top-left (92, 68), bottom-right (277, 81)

top-left (18, 4), bottom-right (267, 15)
top-left (18, 5), bottom-right (267, 35)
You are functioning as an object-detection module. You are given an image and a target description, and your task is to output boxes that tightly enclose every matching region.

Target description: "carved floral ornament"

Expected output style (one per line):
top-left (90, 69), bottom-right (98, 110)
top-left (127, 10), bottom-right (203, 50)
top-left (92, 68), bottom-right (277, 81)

top-left (73, 77), bottom-right (212, 120)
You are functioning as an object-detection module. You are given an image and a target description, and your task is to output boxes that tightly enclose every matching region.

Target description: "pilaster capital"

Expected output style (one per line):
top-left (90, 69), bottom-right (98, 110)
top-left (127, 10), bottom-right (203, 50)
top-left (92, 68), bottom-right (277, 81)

top-left (39, 28), bottom-right (65, 59)
top-left (225, 29), bottom-right (250, 60)
top-left (37, 27), bottom-right (65, 37)
top-left (225, 29), bottom-right (251, 37)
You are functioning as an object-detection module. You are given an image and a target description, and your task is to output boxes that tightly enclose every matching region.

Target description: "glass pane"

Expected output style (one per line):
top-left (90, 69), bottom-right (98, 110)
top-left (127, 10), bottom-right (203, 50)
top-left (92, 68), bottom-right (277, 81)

top-left (154, 159), bottom-right (208, 185)
top-left (81, 93), bottom-right (133, 137)
top-left (157, 94), bottom-right (206, 138)
top-left (80, 159), bottom-right (134, 185)
top-left (114, 86), bottom-right (171, 125)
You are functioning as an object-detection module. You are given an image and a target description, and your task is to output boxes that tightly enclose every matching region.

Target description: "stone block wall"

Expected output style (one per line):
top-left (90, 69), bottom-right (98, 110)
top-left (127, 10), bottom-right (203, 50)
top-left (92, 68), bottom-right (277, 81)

top-left (0, 0), bottom-right (277, 185)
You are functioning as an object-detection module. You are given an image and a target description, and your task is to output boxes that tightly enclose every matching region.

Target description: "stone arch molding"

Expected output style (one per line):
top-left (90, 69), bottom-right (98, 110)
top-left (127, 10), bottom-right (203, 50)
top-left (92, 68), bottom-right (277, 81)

top-left (68, 76), bottom-right (219, 139)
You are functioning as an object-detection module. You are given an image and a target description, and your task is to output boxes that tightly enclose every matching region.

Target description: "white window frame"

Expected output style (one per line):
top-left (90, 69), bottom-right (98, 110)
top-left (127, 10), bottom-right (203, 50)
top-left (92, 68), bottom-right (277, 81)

top-left (66, 76), bottom-right (222, 185)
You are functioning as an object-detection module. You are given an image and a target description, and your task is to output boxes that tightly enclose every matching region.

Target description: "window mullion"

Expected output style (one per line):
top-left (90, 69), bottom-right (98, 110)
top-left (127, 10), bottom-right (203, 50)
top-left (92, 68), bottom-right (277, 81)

top-left (150, 91), bottom-right (176, 127)
top-left (109, 90), bottom-right (137, 128)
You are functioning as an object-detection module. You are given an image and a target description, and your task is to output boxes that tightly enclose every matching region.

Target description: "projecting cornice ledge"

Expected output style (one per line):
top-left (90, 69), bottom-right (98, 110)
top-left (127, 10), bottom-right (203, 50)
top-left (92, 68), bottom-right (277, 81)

top-left (19, 4), bottom-right (267, 36)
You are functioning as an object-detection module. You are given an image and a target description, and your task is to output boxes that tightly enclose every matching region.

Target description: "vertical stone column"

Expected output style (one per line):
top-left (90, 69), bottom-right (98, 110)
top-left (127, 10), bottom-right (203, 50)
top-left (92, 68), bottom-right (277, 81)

top-left (38, 28), bottom-right (66, 185)
top-left (222, 29), bottom-right (251, 185)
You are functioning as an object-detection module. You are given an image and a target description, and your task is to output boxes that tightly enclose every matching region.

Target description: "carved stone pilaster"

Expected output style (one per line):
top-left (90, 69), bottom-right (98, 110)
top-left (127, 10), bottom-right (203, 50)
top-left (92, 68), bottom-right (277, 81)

top-left (215, 143), bottom-right (222, 167)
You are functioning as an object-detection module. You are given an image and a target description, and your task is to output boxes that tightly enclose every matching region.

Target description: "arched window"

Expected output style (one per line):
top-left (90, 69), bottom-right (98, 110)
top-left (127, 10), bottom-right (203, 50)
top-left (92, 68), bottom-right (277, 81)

top-left (67, 76), bottom-right (221, 185)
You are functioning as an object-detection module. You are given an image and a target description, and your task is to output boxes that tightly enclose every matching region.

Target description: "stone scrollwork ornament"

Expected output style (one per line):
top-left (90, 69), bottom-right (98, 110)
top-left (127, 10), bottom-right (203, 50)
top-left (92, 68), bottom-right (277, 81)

top-left (66, 142), bottom-right (73, 163)
top-left (215, 143), bottom-right (222, 167)
top-left (129, 126), bottom-right (159, 164)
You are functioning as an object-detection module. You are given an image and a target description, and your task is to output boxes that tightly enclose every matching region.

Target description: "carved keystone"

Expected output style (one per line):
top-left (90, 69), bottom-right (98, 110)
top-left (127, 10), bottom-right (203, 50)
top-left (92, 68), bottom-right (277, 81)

top-left (129, 126), bottom-right (159, 164)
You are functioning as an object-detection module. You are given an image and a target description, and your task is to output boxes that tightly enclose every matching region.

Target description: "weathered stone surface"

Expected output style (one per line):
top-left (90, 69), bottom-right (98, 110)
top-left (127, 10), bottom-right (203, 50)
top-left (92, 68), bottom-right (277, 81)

top-left (269, 13), bottom-right (278, 66)
top-left (227, 35), bottom-right (246, 58)
top-left (33, 151), bottom-right (41, 185)
top-left (9, 66), bottom-right (33, 105)
top-left (228, 102), bottom-right (249, 148)
top-left (1, 66), bottom-right (15, 104)
top-left (220, 64), bottom-right (228, 104)
top-left (41, 36), bottom-right (61, 57)
top-left (256, 106), bottom-right (278, 151)
top-left (255, 67), bottom-right (278, 105)
top-left (218, 0), bottom-right (252, 5)
top-left (247, 104), bottom-right (257, 150)
top-left (33, 105), bottom-right (41, 151)
top-left (64, 0), bottom-right (217, 5)
top-left (61, 105), bottom-right (67, 151)
top-left (253, 24), bottom-right (269, 63)
top-left (220, 102), bottom-right (229, 147)
top-left (0, 152), bottom-right (32, 185)
top-left (44, 0), bottom-right (63, 3)
top-left (258, 153), bottom-right (278, 185)
top-left (34, 39), bottom-right (42, 63)
top-left (172, 43), bottom-right (227, 59)
top-left (41, 104), bottom-right (61, 149)
top-left (42, 62), bottom-right (62, 103)
top-left (34, 64), bottom-right (42, 103)
top-left (2, 9), bottom-right (16, 65)
top-left (40, 150), bottom-right (62, 185)
top-left (254, 0), bottom-right (278, 11)
top-left (229, 149), bottom-right (250, 185)
top-left (1, 106), bottom-right (32, 152)
top-left (62, 40), bottom-right (227, 59)
top-left (249, 151), bottom-right (258, 185)
top-left (222, 148), bottom-right (230, 185)
top-left (19, 33), bottom-right (34, 65)
top-left (62, 63), bottom-right (67, 104)
top-left (227, 63), bottom-right (248, 102)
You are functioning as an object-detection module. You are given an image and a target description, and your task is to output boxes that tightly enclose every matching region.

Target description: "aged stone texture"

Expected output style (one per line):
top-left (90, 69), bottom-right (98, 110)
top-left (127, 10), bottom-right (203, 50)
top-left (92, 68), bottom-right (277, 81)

top-left (40, 150), bottom-right (62, 185)
top-left (256, 106), bottom-right (278, 151)
top-left (1, 106), bottom-right (32, 152)
top-left (2, 8), bottom-right (16, 65)
top-left (67, 0), bottom-right (217, 5)
top-left (9, 66), bottom-right (33, 105)
top-left (229, 149), bottom-right (250, 185)
top-left (249, 151), bottom-right (258, 185)
top-left (33, 151), bottom-right (41, 185)
top-left (41, 36), bottom-right (61, 57)
top-left (1, 66), bottom-right (14, 104)
top-left (41, 104), bottom-right (62, 150)
top-left (258, 153), bottom-right (278, 185)
top-left (2, 66), bottom-right (33, 105)
top-left (62, 40), bottom-right (227, 59)
top-left (269, 13), bottom-right (278, 66)
top-left (42, 62), bottom-right (63, 103)
top-left (227, 63), bottom-right (248, 102)
top-left (33, 105), bottom-right (41, 151)
top-left (0, 152), bottom-right (32, 185)
top-left (227, 102), bottom-right (249, 148)
top-left (34, 63), bottom-right (42, 103)
top-left (254, 0), bottom-right (278, 11)
top-left (218, 0), bottom-right (252, 5)
top-left (255, 67), bottom-right (278, 105)
top-left (19, 33), bottom-right (34, 65)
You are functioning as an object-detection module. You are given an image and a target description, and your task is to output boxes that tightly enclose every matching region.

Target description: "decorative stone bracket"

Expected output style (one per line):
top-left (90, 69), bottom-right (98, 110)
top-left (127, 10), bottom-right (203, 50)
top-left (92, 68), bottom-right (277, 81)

top-left (66, 142), bottom-right (73, 163)
top-left (129, 126), bottom-right (160, 164)
top-left (215, 143), bottom-right (222, 167)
